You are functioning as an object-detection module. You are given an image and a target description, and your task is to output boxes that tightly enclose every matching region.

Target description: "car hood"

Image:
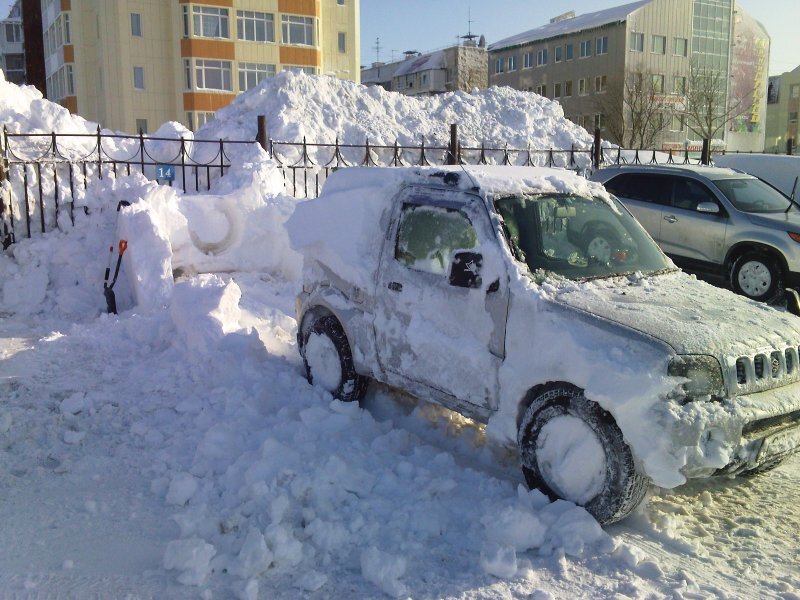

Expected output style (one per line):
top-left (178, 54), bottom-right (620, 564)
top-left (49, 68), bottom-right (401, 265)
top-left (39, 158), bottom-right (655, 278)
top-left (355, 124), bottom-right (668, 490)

top-left (746, 208), bottom-right (800, 231)
top-left (551, 271), bottom-right (800, 357)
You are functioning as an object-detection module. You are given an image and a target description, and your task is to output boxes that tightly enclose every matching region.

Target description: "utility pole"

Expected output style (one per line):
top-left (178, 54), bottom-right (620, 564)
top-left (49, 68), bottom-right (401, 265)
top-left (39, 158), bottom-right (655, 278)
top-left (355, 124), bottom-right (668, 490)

top-left (372, 37), bottom-right (381, 64)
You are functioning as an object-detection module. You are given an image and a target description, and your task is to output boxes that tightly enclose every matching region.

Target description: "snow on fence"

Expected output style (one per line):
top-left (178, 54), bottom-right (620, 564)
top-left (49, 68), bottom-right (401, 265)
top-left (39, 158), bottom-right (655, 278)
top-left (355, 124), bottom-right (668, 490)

top-left (0, 119), bottom-right (708, 248)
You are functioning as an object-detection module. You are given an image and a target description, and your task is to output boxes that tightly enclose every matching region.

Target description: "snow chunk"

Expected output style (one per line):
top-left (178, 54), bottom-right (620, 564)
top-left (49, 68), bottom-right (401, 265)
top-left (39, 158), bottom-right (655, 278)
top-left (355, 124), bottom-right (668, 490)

top-left (163, 538), bottom-right (216, 586)
top-left (360, 546), bottom-right (408, 598)
top-left (232, 528), bottom-right (273, 578)
top-left (166, 472), bottom-right (200, 506)
top-left (480, 543), bottom-right (518, 579)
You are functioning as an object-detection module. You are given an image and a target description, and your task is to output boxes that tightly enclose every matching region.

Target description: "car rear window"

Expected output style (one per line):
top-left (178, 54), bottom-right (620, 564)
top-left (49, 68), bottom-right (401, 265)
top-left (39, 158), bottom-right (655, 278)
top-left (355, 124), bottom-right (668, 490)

top-left (603, 173), bottom-right (672, 205)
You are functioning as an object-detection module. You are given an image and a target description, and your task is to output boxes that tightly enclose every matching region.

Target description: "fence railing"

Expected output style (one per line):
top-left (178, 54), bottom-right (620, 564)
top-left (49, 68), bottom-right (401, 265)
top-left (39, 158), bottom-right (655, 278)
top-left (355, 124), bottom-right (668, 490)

top-left (0, 126), bottom-right (257, 247)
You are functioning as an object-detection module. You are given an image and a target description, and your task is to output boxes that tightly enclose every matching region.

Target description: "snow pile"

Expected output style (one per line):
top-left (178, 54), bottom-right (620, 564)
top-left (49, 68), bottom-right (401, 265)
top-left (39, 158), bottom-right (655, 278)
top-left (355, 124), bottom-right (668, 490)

top-left (198, 71), bottom-right (594, 165)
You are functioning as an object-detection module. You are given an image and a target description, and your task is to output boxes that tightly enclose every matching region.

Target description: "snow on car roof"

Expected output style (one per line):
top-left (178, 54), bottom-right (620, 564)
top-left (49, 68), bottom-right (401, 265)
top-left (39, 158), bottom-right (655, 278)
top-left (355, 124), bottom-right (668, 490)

top-left (286, 166), bottom-right (612, 290)
top-left (596, 163), bottom-right (756, 181)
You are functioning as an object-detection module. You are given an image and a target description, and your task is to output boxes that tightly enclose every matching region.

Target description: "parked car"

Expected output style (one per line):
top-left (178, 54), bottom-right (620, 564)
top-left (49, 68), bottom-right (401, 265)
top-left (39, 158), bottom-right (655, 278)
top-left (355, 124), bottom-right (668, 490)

top-left (713, 153), bottom-right (800, 199)
top-left (287, 165), bottom-right (800, 524)
top-left (591, 164), bottom-right (800, 302)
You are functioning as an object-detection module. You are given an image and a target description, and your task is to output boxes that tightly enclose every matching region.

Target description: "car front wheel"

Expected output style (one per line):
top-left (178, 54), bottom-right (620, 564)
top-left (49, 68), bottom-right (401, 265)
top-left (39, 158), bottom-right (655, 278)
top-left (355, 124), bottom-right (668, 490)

top-left (301, 315), bottom-right (367, 401)
top-left (731, 252), bottom-right (781, 301)
top-left (518, 385), bottom-right (649, 525)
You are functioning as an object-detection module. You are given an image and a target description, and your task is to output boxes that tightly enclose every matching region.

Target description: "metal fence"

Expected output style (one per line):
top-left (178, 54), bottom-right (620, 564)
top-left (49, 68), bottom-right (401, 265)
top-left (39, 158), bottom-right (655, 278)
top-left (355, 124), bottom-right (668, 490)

top-left (0, 126), bottom-right (257, 247)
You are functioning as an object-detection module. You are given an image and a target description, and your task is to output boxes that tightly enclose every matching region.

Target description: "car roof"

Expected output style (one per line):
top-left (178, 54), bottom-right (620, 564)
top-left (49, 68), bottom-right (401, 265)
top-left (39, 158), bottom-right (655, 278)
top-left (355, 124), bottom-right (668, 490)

top-left (593, 163), bottom-right (756, 182)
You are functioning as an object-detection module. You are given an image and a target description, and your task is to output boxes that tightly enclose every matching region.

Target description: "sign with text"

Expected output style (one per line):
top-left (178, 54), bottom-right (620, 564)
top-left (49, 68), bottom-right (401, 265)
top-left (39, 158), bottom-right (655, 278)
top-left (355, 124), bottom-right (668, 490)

top-left (156, 165), bottom-right (175, 181)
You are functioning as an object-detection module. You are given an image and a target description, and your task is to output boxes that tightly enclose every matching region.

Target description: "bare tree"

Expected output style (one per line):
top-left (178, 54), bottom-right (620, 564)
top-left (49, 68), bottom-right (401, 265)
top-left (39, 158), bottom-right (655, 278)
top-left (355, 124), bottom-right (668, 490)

top-left (685, 60), bottom-right (755, 141)
top-left (596, 70), bottom-right (672, 149)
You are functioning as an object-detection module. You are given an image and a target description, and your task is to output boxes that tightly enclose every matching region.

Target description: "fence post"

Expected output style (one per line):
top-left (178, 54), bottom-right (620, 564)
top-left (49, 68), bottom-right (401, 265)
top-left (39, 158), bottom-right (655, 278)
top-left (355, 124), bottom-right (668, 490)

top-left (701, 138), bottom-right (710, 165)
top-left (447, 123), bottom-right (458, 165)
top-left (593, 128), bottom-right (601, 169)
top-left (96, 125), bottom-right (103, 179)
top-left (256, 115), bottom-right (268, 154)
top-left (788, 138), bottom-right (795, 156)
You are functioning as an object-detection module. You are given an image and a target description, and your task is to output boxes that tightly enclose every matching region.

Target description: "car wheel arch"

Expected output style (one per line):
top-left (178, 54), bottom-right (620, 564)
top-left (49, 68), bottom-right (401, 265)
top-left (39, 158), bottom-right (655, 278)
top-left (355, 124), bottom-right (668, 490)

top-left (725, 242), bottom-right (788, 277)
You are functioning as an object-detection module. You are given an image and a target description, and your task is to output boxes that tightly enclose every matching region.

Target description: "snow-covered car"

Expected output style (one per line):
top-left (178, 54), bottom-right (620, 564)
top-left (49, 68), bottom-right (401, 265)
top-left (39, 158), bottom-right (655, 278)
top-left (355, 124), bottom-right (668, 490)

top-left (287, 166), bottom-right (800, 525)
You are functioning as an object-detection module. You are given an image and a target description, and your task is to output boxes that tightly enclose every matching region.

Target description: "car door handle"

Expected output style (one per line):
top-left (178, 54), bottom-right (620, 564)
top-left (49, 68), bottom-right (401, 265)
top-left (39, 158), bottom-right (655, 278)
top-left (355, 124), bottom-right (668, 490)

top-left (663, 215), bottom-right (678, 223)
top-left (388, 281), bottom-right (403, 292)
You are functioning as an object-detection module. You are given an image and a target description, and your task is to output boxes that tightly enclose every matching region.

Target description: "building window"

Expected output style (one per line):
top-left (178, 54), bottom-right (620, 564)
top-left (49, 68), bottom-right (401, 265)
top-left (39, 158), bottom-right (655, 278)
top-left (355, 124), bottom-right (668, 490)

top-left (790, 112), bottom-right (798, 124)
top-left (495, 58), bottom-right (505, 74)
top-left (133, 66), bottom-right (144, 90)
top-left (283, 65), bottom-right (317, 75)
top-left (281, 15), bottom-right (314, 46)
top-left (554, 82), bottom-right (562, 98)
top-left (337, 0), bottom-right (345, 4)
top-left (507, 55), bottom-right (517, 71)
top-left (536, 49), bottom-right (548, 66)
top-left (579, 78), bottom-right (588, 96)
top-left (5, 22), bottom-right (21, 42)
top-left (239, 62), bottom-right (275, 92)
top-left (535, 84), bottom-right (547, 97)
top-left (564, 80), bottom-right (573, 97)
top-left (651, 35), bottom-right (666, 54)
top-left (62, 13), bottom-right (71, 44)
top-left (523, 52), bottom-right (533, 69)
top-left (791, 85), bottom-right (800, 99)
top-left (565, 43), bottom-right (573, 60)
top-left (674, 37), bottom-right (688, 57)
top-left (594, 75), bottom-right (607, 93)
top-left (579, 40), bottom-right (592, 58)
top-left (652, 74), bottom-right (665, 94)
top-left (187, 111), bottom-right (216, 131)
top-left (191, 6), bottom-right (229, 39)
top-left (670, 114), bottom-right (686, 131)
top-left (555, 46), bottom-right (563, 63)
top-left (596, 36), bottom-right (608, 55)
top-left (594, 113), bottom-right (604, 131)
top-left (194, 59), bottom-right (233, 91)
top-left (630, 32), bottom-right (644, 52)
top-left (135, 119), bottom-right (148, 134)
top-left (130, 13), bottom-right (142, 37)
top-left (338, 32), bottom-right (346, 53)
top-left (673, 76), bottom-right (686, 95)
top-left (237, 10), bottom-right (274, 43)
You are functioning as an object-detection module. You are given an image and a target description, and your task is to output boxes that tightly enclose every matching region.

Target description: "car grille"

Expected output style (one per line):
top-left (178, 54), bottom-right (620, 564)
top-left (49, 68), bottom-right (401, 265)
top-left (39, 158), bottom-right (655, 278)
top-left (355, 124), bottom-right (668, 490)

top-left (731, 346), bottom-right (800, 394)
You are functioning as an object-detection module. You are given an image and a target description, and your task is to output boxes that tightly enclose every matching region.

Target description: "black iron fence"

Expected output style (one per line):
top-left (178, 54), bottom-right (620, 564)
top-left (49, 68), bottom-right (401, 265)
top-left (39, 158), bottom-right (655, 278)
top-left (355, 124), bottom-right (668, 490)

top-left (0, 126), bottom-right (256, 247)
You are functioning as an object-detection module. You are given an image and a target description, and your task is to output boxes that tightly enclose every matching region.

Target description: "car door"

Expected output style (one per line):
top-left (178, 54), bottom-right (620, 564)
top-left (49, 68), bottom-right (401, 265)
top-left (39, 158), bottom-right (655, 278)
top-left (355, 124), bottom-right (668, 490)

top-left (374, 187), bottom-right (507, 409)
top-left (602, 173), bottom-right (671, 242)
top-left (658, 176), bottom-right (728, 265)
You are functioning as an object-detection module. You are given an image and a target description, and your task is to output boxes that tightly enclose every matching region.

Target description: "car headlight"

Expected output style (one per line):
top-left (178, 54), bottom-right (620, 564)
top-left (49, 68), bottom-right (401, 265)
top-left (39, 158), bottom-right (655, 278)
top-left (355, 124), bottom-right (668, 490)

top-left (668, 355), bottom-right (725, 401)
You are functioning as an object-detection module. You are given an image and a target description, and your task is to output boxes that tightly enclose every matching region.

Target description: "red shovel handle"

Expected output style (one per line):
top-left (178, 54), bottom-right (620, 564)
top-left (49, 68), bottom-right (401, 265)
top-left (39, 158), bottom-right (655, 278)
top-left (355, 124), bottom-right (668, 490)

top-left (118, 240), bottom-right (128, 255)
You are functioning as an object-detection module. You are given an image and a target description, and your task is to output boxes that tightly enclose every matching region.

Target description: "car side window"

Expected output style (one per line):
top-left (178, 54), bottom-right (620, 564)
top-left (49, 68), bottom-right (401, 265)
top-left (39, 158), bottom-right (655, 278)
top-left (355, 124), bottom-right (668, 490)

top-left (670, 177), bottom-right (719, 212)
top-left (395, 204), bottom-right (478, 276)
top-left (604, 174), bottom-right (671, 205)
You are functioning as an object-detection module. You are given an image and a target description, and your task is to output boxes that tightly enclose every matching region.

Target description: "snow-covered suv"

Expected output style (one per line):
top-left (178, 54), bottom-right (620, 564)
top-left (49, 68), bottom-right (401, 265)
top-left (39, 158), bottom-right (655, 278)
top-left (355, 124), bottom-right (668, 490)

top-left (288, 166), bottom-right (800, 524)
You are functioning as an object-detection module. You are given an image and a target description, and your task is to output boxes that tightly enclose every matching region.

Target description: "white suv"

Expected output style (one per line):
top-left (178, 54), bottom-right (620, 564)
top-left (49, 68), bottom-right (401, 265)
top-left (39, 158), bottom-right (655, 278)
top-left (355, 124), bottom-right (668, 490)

top-left (288, 166), bottom-right (800, 524)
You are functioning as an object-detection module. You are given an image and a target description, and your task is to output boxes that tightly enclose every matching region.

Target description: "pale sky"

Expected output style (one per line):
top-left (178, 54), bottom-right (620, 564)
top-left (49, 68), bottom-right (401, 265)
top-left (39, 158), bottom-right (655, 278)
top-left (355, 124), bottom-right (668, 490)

top-left (1, 1), bottom-right (795, 77)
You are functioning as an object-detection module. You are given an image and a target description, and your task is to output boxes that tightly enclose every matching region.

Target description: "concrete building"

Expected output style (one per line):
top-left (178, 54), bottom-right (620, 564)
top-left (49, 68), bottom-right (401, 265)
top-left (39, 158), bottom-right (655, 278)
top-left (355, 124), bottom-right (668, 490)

top-left (488, 0), bottom-right (769, 152)
top-left (765, 65), bottom-right (800, 154)
top-left (40, 0), bottom-right (360, 133)
top-left (361, 40), bottom-right (487, 96)
top-left (0, 1), bottom-right (25, 84)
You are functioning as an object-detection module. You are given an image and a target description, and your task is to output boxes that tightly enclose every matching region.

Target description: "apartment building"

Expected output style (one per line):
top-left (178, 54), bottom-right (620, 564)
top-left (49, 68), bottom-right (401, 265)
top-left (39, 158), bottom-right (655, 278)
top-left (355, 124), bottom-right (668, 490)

top-left (765, 65), bottom-right (800, 154)
top-left (1, 1), bottom-right (25, 84)
top-left (40, 0), bottom-right (360, 133)
top-left (361, 40), bottom-right (487, 97)
top-left (488, 0), bottom-right (769, 152)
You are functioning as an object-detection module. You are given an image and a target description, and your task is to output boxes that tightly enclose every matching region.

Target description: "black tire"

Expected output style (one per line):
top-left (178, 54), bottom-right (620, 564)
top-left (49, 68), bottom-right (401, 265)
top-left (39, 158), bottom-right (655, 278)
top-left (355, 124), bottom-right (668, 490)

top-left (517, 384), bottom-right (649, 525)
top-left (301, 315), bottom-right (367, 401)
top-left (740, 456), bottom-right (787, 478)
top-left (730, 251), bottom-right (781, 301)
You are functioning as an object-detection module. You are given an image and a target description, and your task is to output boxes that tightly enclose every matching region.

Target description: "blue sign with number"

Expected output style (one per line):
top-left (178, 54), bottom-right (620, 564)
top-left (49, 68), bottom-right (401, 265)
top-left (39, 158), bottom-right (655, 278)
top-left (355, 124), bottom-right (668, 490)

top-left (156, 165), bottom-right (175, 181)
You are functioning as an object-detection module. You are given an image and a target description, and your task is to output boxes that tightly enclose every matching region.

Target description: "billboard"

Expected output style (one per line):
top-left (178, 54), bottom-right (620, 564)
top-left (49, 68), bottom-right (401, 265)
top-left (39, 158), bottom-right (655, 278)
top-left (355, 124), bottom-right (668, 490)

top-left (728, 10), bottom-right (770, 135)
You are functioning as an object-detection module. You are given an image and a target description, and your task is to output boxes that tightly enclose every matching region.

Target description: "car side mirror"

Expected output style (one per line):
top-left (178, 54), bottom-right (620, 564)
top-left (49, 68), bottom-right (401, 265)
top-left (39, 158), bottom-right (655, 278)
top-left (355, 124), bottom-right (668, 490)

top-left (696, 202), bottom-right (720, 214)
top-left (449, 251), bottom-right (483, 289)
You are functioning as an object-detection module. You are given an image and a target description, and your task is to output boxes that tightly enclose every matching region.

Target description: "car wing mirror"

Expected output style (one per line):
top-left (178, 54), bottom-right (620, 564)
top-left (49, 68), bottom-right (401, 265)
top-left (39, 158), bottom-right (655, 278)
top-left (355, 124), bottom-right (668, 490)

top-left (696, 202), bottom-right (720, 214)
top-left (449, 251), bottom-right (483, 289)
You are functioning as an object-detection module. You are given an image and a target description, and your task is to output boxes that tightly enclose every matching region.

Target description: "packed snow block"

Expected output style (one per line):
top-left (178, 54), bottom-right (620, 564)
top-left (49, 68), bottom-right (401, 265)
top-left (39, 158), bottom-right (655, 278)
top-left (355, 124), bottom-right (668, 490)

top-left (480, 543), bottom-right (518, 579)
top-left (163, 537), bottom-right (216, 586)
top-left (360, 546), bottom-right (408, 598)
top-left (232, 528), bottom-right (274, 578)
top-left (169, 275), bottom-right (246, 356)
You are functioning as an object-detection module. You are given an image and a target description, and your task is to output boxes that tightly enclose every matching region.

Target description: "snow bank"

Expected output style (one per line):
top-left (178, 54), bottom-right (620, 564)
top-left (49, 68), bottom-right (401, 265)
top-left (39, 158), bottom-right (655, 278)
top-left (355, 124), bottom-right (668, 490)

top-left (198, 71), bottom-right (594, 166)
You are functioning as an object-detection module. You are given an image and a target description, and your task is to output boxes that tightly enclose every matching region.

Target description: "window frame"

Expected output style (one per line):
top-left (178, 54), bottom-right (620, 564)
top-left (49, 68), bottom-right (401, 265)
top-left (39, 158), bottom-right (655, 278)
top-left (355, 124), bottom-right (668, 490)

top-left (651, 34), bottom-right (667, 55)
top-left (191, 5), bottom-right (230, 39)
top-left (281, 14), bottom-right (315, 46)
top-left (630, 32), bottom-right (644, 52)
top-left (596, 36), bottom-right (608, 55)
top-left (236, 10), bottom-right (275, 43)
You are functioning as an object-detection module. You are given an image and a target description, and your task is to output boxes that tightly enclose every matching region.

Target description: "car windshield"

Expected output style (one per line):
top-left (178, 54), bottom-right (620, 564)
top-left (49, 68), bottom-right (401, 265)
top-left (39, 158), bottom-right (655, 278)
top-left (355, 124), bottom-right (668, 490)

top-left (494, 193), bottom-right (672, 280)
top-left (713, 177), bottom-right (791, 213)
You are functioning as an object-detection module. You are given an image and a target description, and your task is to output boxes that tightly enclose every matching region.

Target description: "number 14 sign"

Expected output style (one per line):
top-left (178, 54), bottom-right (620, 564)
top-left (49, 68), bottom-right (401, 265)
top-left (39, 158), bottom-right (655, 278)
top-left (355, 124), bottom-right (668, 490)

top-left (156, 165), bottom-right (175, 181)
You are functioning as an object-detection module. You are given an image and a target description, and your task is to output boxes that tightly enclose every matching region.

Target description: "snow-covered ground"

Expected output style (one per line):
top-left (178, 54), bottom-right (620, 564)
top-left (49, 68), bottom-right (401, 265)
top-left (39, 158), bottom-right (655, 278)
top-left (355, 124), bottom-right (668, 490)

top-left (1, 72), bottom-right (799, 598)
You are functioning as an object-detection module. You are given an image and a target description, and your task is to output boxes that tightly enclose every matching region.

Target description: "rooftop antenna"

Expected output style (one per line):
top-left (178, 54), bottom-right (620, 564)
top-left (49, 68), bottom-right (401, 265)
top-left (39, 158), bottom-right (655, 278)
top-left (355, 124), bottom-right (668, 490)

top-left (372, 37), bottom-right (381, 63)
top-left (461, 5), bottom-right (478, 44)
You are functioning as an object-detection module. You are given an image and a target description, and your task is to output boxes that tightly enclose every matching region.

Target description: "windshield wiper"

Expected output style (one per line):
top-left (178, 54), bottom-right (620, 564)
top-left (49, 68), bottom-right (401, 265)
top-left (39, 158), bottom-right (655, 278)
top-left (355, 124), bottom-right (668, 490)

top-left (579, 267), bottom-right (679, 282)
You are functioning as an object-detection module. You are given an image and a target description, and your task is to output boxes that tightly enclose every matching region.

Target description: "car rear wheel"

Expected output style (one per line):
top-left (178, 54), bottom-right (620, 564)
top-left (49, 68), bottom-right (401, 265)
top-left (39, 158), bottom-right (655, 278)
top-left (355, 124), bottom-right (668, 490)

top-left (301, 315), bottom-right (367, 401)
top-left (731, 252), bottom-right (781, 301)
top-left (518, 384), bottom-right (649, 525)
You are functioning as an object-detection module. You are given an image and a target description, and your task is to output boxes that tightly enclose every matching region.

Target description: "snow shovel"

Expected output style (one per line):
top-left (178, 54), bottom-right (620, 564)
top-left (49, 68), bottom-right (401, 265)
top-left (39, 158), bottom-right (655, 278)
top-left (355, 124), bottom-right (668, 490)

top-left (103, 200), bottom-right (131, 314)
